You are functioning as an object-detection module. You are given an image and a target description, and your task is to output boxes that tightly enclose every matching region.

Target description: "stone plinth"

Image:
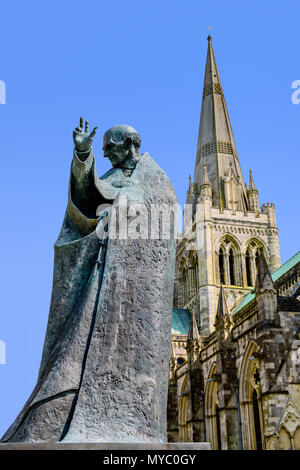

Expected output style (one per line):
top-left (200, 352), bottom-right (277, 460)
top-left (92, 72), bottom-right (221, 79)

top-left (0, 442), bottom-right (211, 451)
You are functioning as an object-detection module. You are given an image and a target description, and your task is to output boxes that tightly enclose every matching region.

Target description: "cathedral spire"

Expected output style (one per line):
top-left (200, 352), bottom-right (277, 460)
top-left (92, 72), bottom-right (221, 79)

top-left (194, 36), bottom-right (248, 211)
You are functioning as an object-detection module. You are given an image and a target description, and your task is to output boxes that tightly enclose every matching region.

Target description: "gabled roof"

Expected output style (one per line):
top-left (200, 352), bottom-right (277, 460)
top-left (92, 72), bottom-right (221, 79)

top-left (172, 308), bottom-right (191, 335)
top-left (233, 250), bottom-right (300, 315)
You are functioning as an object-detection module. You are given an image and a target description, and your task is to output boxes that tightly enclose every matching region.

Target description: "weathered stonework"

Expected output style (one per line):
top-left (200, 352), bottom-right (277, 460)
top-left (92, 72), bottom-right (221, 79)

top-left (169, 36), bottom-right (300, 450)
top-left (169, 253), bottom-right (300, 449)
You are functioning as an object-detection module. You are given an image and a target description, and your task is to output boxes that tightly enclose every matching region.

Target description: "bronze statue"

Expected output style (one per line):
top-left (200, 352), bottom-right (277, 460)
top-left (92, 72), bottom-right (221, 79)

top-left (1, 118), bottom-right (177, 443)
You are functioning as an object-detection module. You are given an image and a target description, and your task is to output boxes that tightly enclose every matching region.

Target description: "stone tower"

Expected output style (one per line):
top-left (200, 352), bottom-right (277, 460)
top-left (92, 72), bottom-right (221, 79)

top-left (176, 36), bottom-right (281, 334)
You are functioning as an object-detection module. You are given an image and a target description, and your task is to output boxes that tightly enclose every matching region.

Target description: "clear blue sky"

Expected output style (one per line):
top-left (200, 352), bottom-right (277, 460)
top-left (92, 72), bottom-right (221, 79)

top-left (0, 0), bottom-right (299, 436)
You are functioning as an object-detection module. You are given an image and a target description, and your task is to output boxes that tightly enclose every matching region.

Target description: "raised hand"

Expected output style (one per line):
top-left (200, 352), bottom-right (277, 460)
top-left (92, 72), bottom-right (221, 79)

top-left (73, 117), bottom-right (98, 153)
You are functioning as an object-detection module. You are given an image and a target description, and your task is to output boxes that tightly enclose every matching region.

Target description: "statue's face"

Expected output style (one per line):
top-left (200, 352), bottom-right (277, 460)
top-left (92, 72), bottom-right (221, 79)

top-left (103, 133), bottom-right (128, 167)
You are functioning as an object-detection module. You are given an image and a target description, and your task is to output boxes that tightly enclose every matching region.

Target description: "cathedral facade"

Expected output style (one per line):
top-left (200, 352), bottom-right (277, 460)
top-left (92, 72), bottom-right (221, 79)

top-left (168, 37), bottom-right (300, 450)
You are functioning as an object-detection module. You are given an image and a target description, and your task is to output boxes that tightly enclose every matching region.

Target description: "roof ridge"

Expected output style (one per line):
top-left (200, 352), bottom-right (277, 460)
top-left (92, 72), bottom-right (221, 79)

top-left (271, 250), bottom-right (300, 282)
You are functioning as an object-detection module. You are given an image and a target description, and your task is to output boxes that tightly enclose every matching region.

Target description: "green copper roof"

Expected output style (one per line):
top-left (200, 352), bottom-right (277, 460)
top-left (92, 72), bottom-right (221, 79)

top-left (233, 250), bottom-right (300, 315)
top-left (232, 290), bottom-right (255, 314)
top-left (172, 308), bottom-right (191, 335)
top-left (271, 250), bottom-right (300, 282)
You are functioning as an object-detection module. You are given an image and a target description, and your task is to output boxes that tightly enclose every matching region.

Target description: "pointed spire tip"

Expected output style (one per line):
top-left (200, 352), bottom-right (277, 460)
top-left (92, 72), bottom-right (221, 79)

top-left (248, 168), bottom-right (257, 191)
top-left (207, 34), bottom-right (212, 41)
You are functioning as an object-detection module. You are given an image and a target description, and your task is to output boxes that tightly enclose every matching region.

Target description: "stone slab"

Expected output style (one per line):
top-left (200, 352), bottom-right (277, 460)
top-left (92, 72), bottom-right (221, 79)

top-left (0, 442), bottom-right (211, 451)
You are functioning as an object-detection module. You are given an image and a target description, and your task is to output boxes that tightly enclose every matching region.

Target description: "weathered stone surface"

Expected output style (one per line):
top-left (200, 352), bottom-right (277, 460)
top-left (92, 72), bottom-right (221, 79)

top-left (169, 36), bottom-right (300, 451)
top-left (2, 125), bottom-right (177, 444)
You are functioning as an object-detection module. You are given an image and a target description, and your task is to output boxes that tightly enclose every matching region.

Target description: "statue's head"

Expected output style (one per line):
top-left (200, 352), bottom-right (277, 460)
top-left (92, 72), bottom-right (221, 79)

top-left (103, 125), bottom-right (141, 168)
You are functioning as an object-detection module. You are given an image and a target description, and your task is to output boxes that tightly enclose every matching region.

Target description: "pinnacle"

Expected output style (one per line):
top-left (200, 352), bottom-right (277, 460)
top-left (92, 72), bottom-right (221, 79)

top-left (248, 169), bottom-right (257, 191)
top-left (255, 251), bottom-right (274, 289)
top-left (202, 163), bottom-right (211, 186)
top-left (216, 285), bottom-right (230, 319)
top-left (188, 312), bottom-right (200, 342)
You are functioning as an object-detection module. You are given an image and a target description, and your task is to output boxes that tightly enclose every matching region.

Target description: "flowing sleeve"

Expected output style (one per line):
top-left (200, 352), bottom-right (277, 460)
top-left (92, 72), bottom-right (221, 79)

top-left (67, 149), bottom-right (107, 235)
top-left (67, 149), bottom-right (121, 236)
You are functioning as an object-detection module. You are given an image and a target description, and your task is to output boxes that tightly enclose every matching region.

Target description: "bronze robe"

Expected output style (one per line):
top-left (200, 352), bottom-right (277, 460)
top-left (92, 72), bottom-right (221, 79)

top-left (1, 150), bottom-right (177, 443)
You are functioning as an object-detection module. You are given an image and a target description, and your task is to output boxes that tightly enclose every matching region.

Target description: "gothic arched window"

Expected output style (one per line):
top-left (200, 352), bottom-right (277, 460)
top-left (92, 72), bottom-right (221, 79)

top-left (229, 248), bottom-right (235, 285)
top-left (244, 240), bottom-right (266, 289)
top-left (184, 268), bottom-right (188, 305)
top-left (219, 247), bottom-right (225, 284)
top-left (217, 239), bottom-right (242, 286)
top-left (255, 250), bottom-right (259, 271)
top-left (216, 405), bottom-right (222, 450)
top-left (178, 259), bottom-right (187, 307)
top-left (239, 341), bottom-right (264, 449)
top-left (188, 252), bottom-right (198, 300)
top-left (246, 248), bottom-right (252, 286)
top-left (252, 389), bottom-right (263, 450)
top-left (205, 363), bottom-right (221, 450)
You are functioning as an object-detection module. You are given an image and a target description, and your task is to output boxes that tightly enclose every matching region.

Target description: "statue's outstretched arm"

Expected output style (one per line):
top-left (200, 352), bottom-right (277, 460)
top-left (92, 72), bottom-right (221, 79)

top-left (69, 117), bottom-right (103, 220)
